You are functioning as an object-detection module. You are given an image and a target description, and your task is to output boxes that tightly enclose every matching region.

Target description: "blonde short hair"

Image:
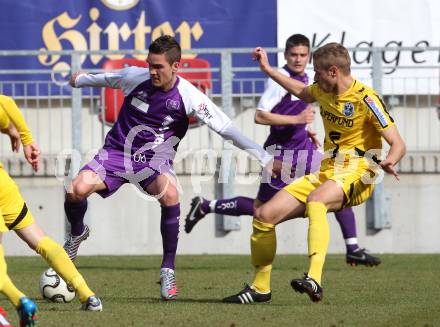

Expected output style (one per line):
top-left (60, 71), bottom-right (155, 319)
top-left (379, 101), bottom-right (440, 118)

top-left (313, 43), bottom-right (351, 75)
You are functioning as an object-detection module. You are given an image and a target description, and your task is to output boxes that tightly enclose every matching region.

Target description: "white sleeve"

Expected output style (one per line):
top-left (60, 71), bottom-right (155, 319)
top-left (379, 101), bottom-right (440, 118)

top-left (256, 69), bottom-right (289, 112)
top-left (74, 66), bottom-right (149, 96)
top-left (178, 78), bottom-right (272, 167)
top-left (178, 78), bottom-right (231, 133)
top-left (218, 124), bottom-right (272, 167)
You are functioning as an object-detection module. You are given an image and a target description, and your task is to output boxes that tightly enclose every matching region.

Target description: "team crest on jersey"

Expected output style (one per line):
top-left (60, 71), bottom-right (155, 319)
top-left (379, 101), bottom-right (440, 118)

top-left (166, 98), bottom-right (180, 111)
top-left (343, 102), bottom-right (354, 117)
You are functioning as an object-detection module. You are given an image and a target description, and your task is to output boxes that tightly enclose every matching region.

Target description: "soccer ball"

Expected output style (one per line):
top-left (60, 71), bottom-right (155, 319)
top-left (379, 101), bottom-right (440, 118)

top-left (39, 268), bottom-right (76, 303)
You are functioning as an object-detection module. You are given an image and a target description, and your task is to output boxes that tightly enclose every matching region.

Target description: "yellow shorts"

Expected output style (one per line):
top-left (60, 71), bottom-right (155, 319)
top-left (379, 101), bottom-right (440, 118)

top-left (284, 157), bottom-right (377, 207)
top-left (0, 167), bottom-right (34, 231)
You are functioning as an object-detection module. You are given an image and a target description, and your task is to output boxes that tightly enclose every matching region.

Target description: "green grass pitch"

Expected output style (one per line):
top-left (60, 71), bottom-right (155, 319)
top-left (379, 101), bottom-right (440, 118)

top-left (2, 254), bottom-right (439, 326)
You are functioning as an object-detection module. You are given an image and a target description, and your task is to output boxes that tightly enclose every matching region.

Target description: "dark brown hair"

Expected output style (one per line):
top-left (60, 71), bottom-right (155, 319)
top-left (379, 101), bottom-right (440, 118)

top-left (149, 35), bottom-right (181, 65)
top-left (285, 34), bottom-right (310, 53)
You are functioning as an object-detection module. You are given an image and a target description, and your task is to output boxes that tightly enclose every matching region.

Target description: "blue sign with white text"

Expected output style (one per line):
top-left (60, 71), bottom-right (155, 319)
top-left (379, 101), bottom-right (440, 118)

top-left (0, 0), bottom-right (276, 96)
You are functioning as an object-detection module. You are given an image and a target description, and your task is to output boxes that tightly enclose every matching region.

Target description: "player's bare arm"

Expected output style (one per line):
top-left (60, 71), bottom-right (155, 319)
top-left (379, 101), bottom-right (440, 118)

top-left (253, 47), bottom-right (314, 103)
top-left (1, 122), bottom-right (21, 152)
top-left (380, 126), bottom-right (406, 180)
top-left (254, 106), bottom-right (314, 126)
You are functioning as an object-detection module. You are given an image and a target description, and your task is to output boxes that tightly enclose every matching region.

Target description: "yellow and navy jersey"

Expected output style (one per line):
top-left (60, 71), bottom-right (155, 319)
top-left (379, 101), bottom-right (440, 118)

top-left (0, 95), bottom-right (33, 145)
top-left (0, 107), bottom-right (10, 130)
top-left (308, 79), bottom-right (394, 158)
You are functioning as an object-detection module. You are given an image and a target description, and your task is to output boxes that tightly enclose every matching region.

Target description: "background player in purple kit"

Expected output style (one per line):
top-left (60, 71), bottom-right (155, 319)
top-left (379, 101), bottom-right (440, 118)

top-left (185, 34), bottom-right (381, 267)
top-left (64, 35), bottom-right (273, 301)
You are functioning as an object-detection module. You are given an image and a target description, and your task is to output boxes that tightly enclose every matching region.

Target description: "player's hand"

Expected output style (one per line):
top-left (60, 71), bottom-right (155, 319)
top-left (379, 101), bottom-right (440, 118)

top-left (380, 159), bottom-right (399, 180)
top-left (252, 47), bottom-right (271, 73)
top-left (69, 71), bottom-right (85, 87)
top-left (307, 128), bottom-right (321, 148)
top-left (262, 158), bottom-right (281, 179)
top-left (23, 142), bottom-right (41, 172)
top-left (296, 107), bottom-right (315, 124)
top-left (1, 123), bottom-right (21, 152)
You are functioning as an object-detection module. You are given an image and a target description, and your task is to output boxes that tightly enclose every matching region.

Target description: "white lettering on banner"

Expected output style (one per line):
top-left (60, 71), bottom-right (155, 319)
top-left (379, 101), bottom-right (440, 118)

top-left (278, 0), bottom-right (440, 94)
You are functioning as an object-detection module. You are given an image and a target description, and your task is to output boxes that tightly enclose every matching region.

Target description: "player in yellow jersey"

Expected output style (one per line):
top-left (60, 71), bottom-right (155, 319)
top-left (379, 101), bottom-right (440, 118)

top-left (0, 95), bottom-right (103, 322)
top-left (223, 43), bottom-right (406, 304)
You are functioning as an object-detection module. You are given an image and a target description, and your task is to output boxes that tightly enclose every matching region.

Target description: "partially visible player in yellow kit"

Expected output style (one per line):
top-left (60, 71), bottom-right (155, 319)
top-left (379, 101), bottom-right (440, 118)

top-left (0, 95), bottom-right (103, 325)
top-left (223, 43), bottom-right (406, 304)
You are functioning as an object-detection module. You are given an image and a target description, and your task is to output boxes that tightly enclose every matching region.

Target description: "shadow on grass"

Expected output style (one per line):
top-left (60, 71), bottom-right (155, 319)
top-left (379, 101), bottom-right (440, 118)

top-left (102, 296), bottom-right (224, 304)
top-left (77, 264), bottom-right (251, 272)
top-left (77, 265), bottom-right (157, 272)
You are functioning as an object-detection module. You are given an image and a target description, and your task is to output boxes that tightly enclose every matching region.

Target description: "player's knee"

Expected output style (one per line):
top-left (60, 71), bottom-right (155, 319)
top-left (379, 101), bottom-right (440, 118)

top-left (158, 187), bottom-right (179, 206)
top-left (70, 182), bottom-right (91, 201)
top-left (254, 206), bottom-right (272, 223)
top-left (253, 199), bottom-right (263, 211)
top-left (306, 191), bottom-right (324, 203)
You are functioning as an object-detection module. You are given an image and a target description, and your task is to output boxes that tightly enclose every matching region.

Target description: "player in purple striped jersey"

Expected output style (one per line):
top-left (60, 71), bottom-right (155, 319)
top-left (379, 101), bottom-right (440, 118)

top-left (64, 35), bottom-right (274, 301)
top-left (185, 35), bottom-right (381, 277)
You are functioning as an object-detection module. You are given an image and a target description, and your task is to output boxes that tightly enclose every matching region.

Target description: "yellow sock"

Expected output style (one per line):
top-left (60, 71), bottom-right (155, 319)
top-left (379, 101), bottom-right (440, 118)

top-left (36, 236), bottom-right (94, 302)
top-left (1, 276), bottom-right (25, 307)
top-left (250, 219), bottom-right (276, 293)
top-left (0, 245), bottom-right (7, 289)
top-left (0, 245), bottom-right (25, 307)
top-left (253, 265), bottom-right (272, 294)
top-left (305, 202), bottom-right (329, 285)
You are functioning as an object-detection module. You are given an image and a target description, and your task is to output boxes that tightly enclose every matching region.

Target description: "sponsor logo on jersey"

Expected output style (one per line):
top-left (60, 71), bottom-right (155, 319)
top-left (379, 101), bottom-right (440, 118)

top-left (321, 109), bottom-right (354, 127)
top-left (166, 98), bottom-right (180, 111)
top-left (162, 115), bottom-right (174, 126)
top-left (363, 95), bottom-right (388, 128)
top-left (343, 102), bottom-right (354, 117)
top-left (135, 91), bottom-right (148, 102)
top-left (131, 97), bottom-right (149, 113)
top-left (197, 102), bottom-right (213, 119)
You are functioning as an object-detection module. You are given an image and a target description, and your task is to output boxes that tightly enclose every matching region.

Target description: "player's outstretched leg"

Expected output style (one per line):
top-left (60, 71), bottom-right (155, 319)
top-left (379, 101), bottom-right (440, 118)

top-left (290, 273), bottom-right (323, 303)
top-left (185, 196), bottom-right (254, 233)
top-left (334, 208), bottom-right (381, 267)
top-left (35, 235), bottom-right (102, 311)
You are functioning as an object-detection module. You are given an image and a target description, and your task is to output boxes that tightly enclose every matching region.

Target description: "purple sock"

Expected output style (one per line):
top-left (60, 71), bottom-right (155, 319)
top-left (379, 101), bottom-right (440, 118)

top-left (200, 198), bottom-right (211, 213)
top-left (160, 204), bottom-right (180, 270)
top-left (64, 199), bottom-right (87, 236)
top-left (334, 207), bottom-right (359, 253)
top-left (212, 196), bottom-right (254, 216)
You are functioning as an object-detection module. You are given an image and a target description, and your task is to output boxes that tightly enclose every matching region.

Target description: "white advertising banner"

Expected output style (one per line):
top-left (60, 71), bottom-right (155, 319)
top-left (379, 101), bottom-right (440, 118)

top-left (277, 0), bottom-right (440, 94)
